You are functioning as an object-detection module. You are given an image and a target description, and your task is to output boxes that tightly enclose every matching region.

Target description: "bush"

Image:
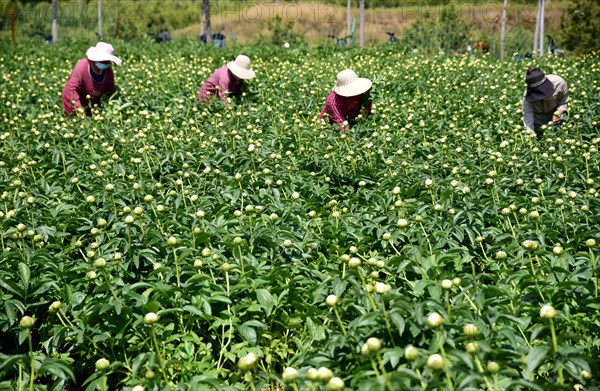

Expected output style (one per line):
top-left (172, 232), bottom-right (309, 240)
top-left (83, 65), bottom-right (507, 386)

top-left (560, 0), bottom-right (600, 54)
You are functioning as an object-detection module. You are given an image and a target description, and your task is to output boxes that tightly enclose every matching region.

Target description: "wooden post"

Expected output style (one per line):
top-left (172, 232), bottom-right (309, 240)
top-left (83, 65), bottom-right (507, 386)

top-left (500, 0), bottom-right (508, 60)
top-left (347, 0), bottom-right (351, 39)
top-left (115, 15), bottom-right (120, 38)
top-left (52, 0), bottom-right (58, 43)
top-left (10, 9), bottom-right (16, 42)
top-left (202, 0), bottom-right (211, 44)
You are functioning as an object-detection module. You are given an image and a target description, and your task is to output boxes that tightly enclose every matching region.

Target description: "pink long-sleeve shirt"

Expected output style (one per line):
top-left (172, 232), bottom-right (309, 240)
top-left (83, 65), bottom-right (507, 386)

top-left (198, 66), bottom-right (243, 105)
top-left (320, 91), bottom-right (372, 129)
top-left (62, 59), bottom-right (115, 116)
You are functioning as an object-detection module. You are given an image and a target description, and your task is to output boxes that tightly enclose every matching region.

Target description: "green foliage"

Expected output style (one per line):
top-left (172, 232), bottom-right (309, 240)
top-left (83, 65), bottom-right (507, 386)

top-left (397, 2), bottom-right (470, 54)
top-left (0, 40), bottom-right (599, 390)
top-left (266, 14), bottom-right (304, 45)
top-left (560, 0), bottom-right (600, 54)
top-left (438, 1), bottom-right (470, 51)
top-left (1, 0), bottom-right (202, 40)
top-left (327, 0), bottom-right (536, 9)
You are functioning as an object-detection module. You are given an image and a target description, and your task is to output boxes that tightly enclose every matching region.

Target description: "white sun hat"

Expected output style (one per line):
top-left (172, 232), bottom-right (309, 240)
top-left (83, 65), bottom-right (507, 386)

top-left (86, 42), bottom-right (122, 66)
top-left (333, 69), bottom-right (372, 97)
top-left (227, 55), bottom-right (255, 80)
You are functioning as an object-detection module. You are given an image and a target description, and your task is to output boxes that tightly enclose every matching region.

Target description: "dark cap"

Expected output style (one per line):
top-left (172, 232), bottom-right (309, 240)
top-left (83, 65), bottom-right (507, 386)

top-left (525, 67), bottom-right (554, 102)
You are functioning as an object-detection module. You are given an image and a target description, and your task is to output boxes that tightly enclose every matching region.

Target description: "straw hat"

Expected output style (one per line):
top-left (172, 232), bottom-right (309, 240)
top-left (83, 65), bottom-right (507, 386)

top-left (525, 67), bottom-right (554, 102)
top-left (227, 55), bottom-right (255, 80)
top-left (86, 42), bottom-right (122, 65)
top-left (333, 69), bottom-right (372, 97)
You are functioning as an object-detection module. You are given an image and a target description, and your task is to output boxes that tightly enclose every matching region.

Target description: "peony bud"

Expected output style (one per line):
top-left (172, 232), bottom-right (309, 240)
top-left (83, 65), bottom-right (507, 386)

top-left (317, 367), bottom-right (333, 383)
top-left (426, 312), bottom-right (444, 328)
top-left (487, 361), bottom-right (500, 374)
top-left (540, 305), bottom-right (556, 319)
top-left (20, 316), bottom-right (35, 329)
top-left (404, 345), bottom-right (420, 361)
top-left (326, 377), bottom-right (345, 391)
top-left (95, 358), bottom-right (110, 370)
top-left (237, 352), bottom-right (258, 372)
top-left (144, 312), bottom-right (159, 325)
top-left (463, 323), bottom-right (478, 337)
top-left (427, 354), bottom-right (444, 370)
top-left (441, 279), bottom-right (453, 290)
top-left (282, 367), bottom-right (299, 383)
top-left (325, 295), bottom-right (338, 307)
top-left (466, 342), bottom-right (480, 354)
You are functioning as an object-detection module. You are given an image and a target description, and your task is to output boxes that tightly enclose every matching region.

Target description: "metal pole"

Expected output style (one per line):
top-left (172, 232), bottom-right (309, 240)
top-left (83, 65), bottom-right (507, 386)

top-left (539, 0), bottom-right (545, 56)
top-left (533, 0), bottom-right (540, 55)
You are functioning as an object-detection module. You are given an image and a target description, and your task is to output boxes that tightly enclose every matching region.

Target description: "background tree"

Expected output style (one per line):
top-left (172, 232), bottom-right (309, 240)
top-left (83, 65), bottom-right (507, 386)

top-left (438, 1), bottom-right (469, 52)
top-left (201, 0), bottom-right (211, 44)
top-left (560, 0), bottom-right (600, 53)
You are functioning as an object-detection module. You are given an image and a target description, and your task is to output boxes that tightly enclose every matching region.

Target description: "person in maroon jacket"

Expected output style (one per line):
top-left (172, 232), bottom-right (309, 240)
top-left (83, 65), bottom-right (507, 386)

top-left (320, 69), bottom-right (372, 132)
top-left (62, 42), bottom-right (123, 117)
top-left (198, 54), bottom-right (255, 109)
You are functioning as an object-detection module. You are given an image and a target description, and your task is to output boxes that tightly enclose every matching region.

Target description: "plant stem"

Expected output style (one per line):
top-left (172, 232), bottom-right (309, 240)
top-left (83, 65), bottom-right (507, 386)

top-left (473, 354), bottom-right (494, 391)
top-left (332, 307), bottom-right (347, 337)
top-left (436, 331), bottom-right (454, 390)
top-left (173, 247), bottom-right (180, 288)
top-left (237, 245), bottom-right (245, 275)
top-left (528, 253), bottom-right (546, 302)
top-left (376, 353), bottom-right (393, 391)
top-left (590, 248), bottom-right (598, 297)
top-left (415, 368), bottom-right (427, 390)
top-left (357, 268), bottom-right (378, 311)
top-left (418, 222), bottom-right (433, 254)
top-left (549, 319), bottom-right (558, 356)
top-left (151, 325), bottom-right (169, 384)
top-left (28, 330), bottom-right (35, 391)
top-left (18, 362), bottom-right (23, 391)
top-left (458, 286), bottom-right (480, 314)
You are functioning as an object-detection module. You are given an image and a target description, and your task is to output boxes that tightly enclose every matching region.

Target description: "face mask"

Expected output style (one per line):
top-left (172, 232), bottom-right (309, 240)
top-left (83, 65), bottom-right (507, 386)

top-left (95, 62), bottom-right (111, 70)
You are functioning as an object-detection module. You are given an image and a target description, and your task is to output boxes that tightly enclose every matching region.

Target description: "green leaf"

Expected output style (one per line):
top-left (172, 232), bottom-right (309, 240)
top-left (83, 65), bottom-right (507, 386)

top-left (38, 357), bottom-right (75, 382)
top-left (388, 311), bottom-right (406, 336)
top-left (306, 318), bottom-right (326, 341)
top-left (238, 324), bottom-right (257, 345)
top-left (256, 288), bottom-right (275, 317)
top-left (184, 305), bottom-right (204, 317)
top-left (525, 345), bottom-right (550, 378)
top-left (498, 314), bottom-right (531, 329)
top-left (19, 263), bottom-right (30, 288)
top-left (507, 379), bottom-right (544, 391)
top-left (382, 347), bottom-right (404, 368)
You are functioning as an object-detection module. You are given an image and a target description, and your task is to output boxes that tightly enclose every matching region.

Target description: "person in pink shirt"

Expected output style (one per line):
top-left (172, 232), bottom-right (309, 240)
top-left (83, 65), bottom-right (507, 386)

top-left (198, 55), bottom-right (255, 108)
top-left (62, 42), bottom-right (123, 117)
top-left (320, 69), bottom-right (372, 132)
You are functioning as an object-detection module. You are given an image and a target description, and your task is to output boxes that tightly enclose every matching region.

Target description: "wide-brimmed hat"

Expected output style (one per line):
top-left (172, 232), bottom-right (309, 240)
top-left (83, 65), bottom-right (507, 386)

top-left (333, 69), bottom-right (372, 97)
top-left (86, 42), bottom-right (122, 66)
top-left (525, 68), bottom-right (553, 102)
top-left (227, 55), bottom-right (255, 80)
